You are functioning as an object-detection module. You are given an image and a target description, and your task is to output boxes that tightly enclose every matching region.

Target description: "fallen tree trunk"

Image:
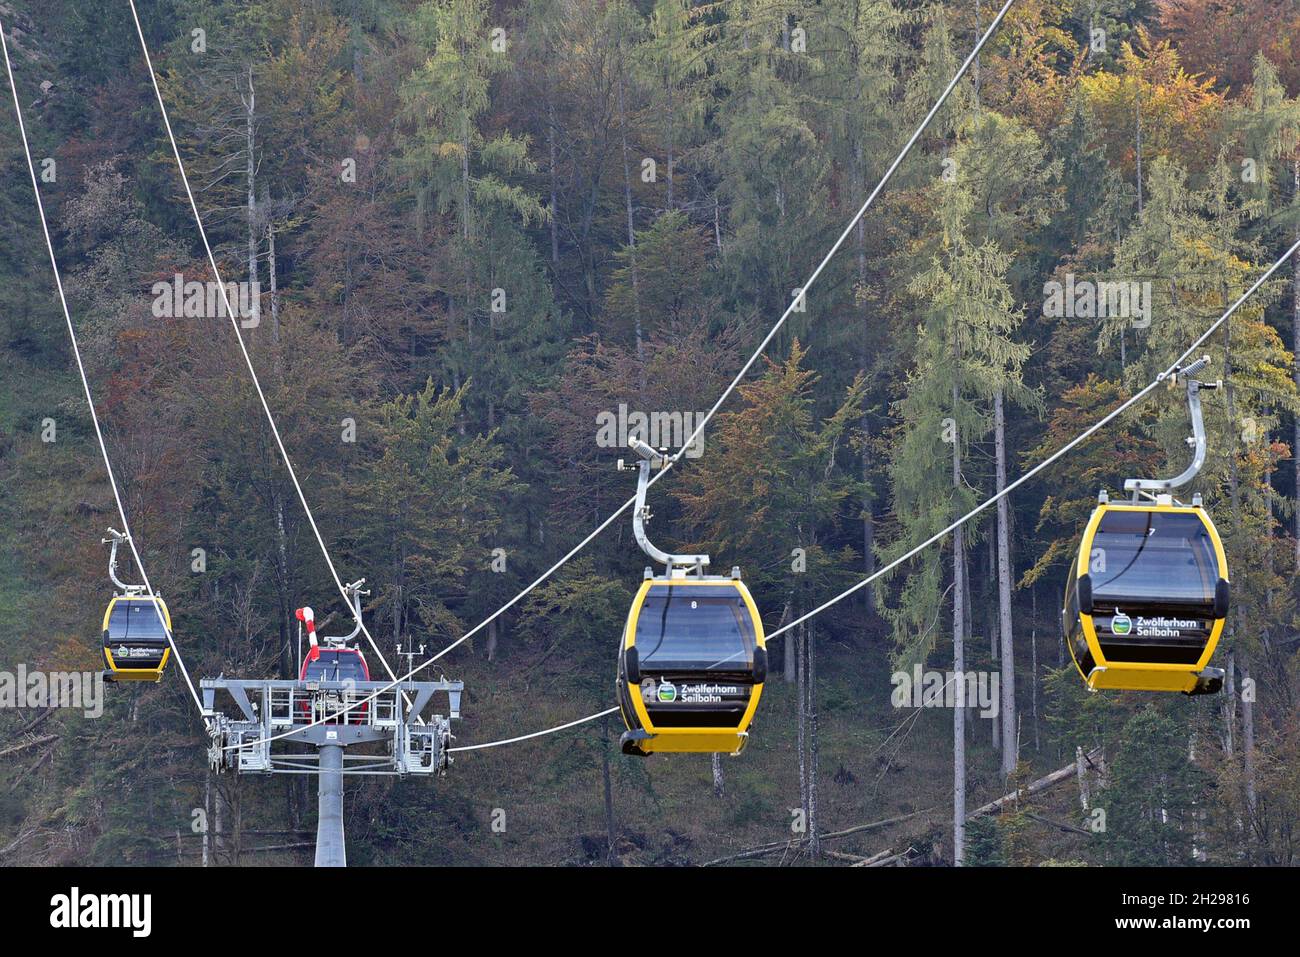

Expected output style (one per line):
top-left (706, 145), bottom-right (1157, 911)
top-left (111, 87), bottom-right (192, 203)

top-left (0, 734), bottom-right (59, 760)
top-left (852, 748), bottom-right (1103, 867)
top-left (821, 809), bottom-right (936, 841)
top-left (16, 709), bottom-right (55, 736)
top-left (967, 747), bottom-right (1102, 819)
top-left (823, 849), bottom-right (871, 864)
top-left (860, 847), bottom-right (916, 867)
top-left (701, 807), bottom-right (933, 866)
top-left (705, 750), bottom-right (1101, 868)
top-left (851, 846), bottom-right (903, 867)
top-left (0, 824), bottom-right (38, 860)
top-left (7, 746), bottom-right (54, 794)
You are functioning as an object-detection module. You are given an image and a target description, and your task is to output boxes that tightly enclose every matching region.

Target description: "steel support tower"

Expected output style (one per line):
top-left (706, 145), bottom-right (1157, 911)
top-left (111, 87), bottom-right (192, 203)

top-left (202, 674), bottom-right (463, 866)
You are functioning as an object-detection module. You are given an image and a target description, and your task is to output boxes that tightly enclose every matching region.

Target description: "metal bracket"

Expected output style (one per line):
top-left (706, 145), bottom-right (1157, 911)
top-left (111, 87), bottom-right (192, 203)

top-left (321, 578), bottom-right (368, 646)
top-left (1123, 355), bottom-right (1220, 501)
top-left (102, 528), bottom-right (147, 596)
top-left (618, 437), bottom-right (710, 575)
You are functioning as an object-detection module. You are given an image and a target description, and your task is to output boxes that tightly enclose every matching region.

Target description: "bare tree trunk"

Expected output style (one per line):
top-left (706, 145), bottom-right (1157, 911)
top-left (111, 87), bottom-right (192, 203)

top-left (962, 539), bottom-right (972, 644)
top-left (1135, 80), bottom-right (1144, 214)
top-left (862, 438), bottom-right (875, 618)
top-left (781, 598), bottom-right (795, 683)
top-left (455, 34), bottom-right (474, 373)
top-left (854, 138), bottom-right (876, 618)
top-left (1190, 732), bottom-right (1206, 861)
top-left (797, 623), bottom-right (807, 830)
top-left (230, 781), bottom-right (243, 866)
top-left (460, 67), bottom-right (471, 242)
top-left (1057, 584), bottom-right (1065, 668)
top-left (1224, 650), bottom-right (1236, 756)
top-left (391, 545), bottom-right (405, 646)
top-left (275, 497), bottom-right (292, 678)
top-left (987, 569), bottom-right (999, 751)
top-left (1031, 587), bottom-right (1039, 752)
top-left (1223, 313), bottom-right (1256, 849)
top-left (547, 84), bottom-right (560, 266)
top-left (601, 714), bottom-right (618, 865)
top-left (951, 379), bottom-right (966, 867)
top-left (854, 140), bottom-right (866, 279)
top-left (243, 66), bottom-right (260, 330)
top-left (711, 752), bottom-right (724, 797)
top-left (202, 774), bottom-right (211, 867)
top-left (266, 216), bottom-right (280, 345)
top-left (1225, 315), bottom-right (1242, 520)
top-left (994, 388), bottom-right (1017, 776)
top-left (1293, 159), bottom-right (1300, 568)
top-left (263, 203), bottom-right (297, 675)
top-left (616, 15), bottom-right (643, 381)
top-left (713, 193), bottom-right (723, 253)
top-left (214, 779), bottom-right (224, 864)
top-left (287, 774), bottom-right (302, 834)
top-left (1242, 660), bottom-right (1257, 846)
top-left (665, 82), bottom-right (676, 210)
top-left (809, 627), bottom-right (821, 859)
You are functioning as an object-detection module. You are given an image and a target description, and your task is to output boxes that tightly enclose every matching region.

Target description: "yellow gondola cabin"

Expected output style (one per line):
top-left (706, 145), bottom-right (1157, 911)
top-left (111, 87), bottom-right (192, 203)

top-left (102, 594), bottom-right (172, 682)
top-left (617, 574), bottom-right (767, 756)
top-left (1064, 500), bottom-right (1228, 695)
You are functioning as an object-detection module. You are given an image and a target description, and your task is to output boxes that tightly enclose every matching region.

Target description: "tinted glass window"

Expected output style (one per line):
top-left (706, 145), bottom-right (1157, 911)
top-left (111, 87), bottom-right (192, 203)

top-left (1091, 510), bottom-right (1219, 604)
top-left (108, 600), bottom-right (168, 640)
top-left (305, 650), bottom-right (368, 682)
top-left (634, 584), bottom-right (756, 672)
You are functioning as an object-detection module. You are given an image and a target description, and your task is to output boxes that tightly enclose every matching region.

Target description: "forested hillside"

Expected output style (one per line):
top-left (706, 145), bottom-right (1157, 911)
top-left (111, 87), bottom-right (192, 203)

top-left (1, 0), bottom-right (1298, 866)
